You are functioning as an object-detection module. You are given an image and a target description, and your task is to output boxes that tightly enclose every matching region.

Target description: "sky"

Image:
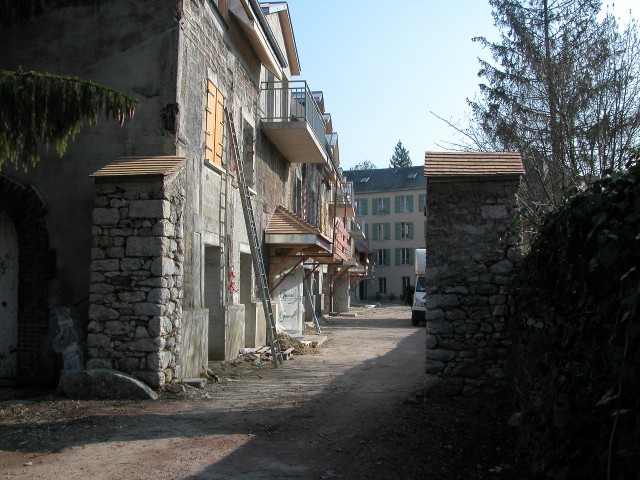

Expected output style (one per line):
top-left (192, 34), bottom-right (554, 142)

top-left (283, 0), bottom-right (638, 171)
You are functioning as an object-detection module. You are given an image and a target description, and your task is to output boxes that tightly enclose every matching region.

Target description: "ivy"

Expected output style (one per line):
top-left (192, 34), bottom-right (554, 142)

top-left (0, 70), bottom-right (138, 170)
top-left (512, 148), bottom-right (640, 479)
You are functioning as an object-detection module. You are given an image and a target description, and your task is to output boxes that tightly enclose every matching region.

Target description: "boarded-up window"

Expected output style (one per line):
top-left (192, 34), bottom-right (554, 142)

top-left (205, 80), bottom-right (225, 167)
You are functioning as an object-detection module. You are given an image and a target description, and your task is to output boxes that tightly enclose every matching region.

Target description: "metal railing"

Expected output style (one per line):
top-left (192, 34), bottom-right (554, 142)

top-left (260, 80), bottom-right (328, 155)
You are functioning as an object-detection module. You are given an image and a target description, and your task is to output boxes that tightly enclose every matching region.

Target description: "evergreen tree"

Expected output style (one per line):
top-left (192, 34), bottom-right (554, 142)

top-left (468, 0), bottom-right (640, 212)
top-left (389, 140), bottom-right (411, 168)
top-left (0, 4), bottom-right (138, 170)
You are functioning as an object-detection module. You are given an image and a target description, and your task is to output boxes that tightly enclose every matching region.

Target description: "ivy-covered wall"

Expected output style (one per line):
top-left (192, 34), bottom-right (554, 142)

top-left (512, 151), bottom-right (640, 478)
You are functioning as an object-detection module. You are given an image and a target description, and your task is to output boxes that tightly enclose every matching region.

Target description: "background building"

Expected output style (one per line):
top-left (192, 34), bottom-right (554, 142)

top-left (344, 166), bottom-right (426, 302)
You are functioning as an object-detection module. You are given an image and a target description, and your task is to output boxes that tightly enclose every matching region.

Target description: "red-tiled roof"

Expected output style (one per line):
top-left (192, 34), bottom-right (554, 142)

top-left (90, 156), bottom-right (186, 178)
top-left (424, 152), bottom-right (524, 178)
top-left (266, 204), bottom-right (329, 239)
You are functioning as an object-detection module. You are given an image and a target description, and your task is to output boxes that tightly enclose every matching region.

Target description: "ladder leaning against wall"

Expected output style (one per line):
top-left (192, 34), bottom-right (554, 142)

top-left (224, 107), bottom-right (283, 366)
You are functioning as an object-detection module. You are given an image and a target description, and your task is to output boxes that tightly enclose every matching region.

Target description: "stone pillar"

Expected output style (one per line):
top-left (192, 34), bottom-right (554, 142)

top-left (86, 169), bottom-right (185, 389)
top-left (425, 179), bottom-right (520, 398)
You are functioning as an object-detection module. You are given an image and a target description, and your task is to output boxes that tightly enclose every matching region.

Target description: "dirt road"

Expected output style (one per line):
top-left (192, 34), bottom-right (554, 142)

top-left (0, 305), bottom-right (519, 479)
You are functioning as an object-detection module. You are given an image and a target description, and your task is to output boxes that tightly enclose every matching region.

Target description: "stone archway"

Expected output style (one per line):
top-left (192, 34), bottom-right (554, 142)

top-left (0, 175), bottom-right (55, 387)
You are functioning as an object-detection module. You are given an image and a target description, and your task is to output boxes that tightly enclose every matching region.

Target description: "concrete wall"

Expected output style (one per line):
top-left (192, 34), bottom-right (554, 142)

top-left (182, 309), bottom-right (208, 378)
top-left (425, 179), bottom-right (520, 398)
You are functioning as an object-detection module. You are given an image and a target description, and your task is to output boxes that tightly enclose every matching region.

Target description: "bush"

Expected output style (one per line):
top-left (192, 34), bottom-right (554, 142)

top-left (388, 292), bottom-right (396, 302)
top-left (512, 149), bottom-right (640, 479)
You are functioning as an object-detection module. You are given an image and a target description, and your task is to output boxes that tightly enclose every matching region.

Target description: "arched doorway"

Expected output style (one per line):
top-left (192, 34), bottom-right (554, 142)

top-left (0, 211), bottom-right (19, 380)
top-left (0, 175), bottom-right (54, 386)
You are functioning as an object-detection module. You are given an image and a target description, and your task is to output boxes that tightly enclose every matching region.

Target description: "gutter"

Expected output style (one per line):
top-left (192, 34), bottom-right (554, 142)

top-left (248, 0), bottom-right (288, 69)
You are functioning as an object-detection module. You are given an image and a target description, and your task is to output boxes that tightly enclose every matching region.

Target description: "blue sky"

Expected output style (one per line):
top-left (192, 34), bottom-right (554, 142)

top-left (284, 1), bottom-right (638, 171)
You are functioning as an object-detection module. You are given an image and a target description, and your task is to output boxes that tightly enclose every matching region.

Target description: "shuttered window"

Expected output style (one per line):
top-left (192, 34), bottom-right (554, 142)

top-left (395, 248), bottom-right (414, 266)
top-left (205, 80), bottom-right (225, 167)
top-left (395, 222), bottom-right (414, 240)
top-left (395, 195), bottom-right (413, 213)
top-left (419, 194), bottom-right (426, 213)
top-left (355, 199), bottom-right (368, 216)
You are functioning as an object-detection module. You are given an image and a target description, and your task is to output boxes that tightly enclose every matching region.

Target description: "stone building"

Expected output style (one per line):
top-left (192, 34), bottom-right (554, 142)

top-left (423, 152), bottom-right (524, 398)
top-left (0, 1), bottom-right (361, 389)
top-left (344, 166), bottom-right (426, 302)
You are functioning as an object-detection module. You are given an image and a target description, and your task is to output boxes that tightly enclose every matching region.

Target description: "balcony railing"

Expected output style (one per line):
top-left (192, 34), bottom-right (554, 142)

top-left (260, 80), bottom-right (329, 164)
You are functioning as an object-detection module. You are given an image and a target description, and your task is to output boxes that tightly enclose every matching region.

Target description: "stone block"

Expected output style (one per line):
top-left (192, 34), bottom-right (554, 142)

top-left (489, 259), bottom-right (514, 274)
top-left (87, 333), bottom-right (111, 348)
top-left (147, 288), bottom-right (170, 304)
top-left (92, 259), bottom-right (120, 272)
top-left (426, 348), bottom-right (456, 362)
top-left (425, 361), bottom-right (445, 374)
top-left (93, 208), bottom-right (121, 226)
top-left (150, 257), bottom-right (175, 276)
top-left (129, 200), bottom-right (169, 219)
top-left (62, 369), bottom-right (158, 399)
top-left (138, 277), bottom-right (169, 288)
top-left (106, 246), bottom-right (125, 258)
top-left (134, 302), bottom-right (163, 317)
top-left (118, 291), bottom-right (146, 303)
top-left (426, 319), bottom-right (452, 334)
top-left (88, 304), bottom-right (119, 321)
top-left (126, 236), bottom-right (164, 257)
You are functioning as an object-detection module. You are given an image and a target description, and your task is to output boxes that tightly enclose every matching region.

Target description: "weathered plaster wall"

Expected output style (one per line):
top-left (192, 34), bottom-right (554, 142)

top-left (1, 1), bottom-right (179, 313)
top-left (425, 179), bottom-right (520, 398)
top-left (87, 169), bottom-right (185, 388)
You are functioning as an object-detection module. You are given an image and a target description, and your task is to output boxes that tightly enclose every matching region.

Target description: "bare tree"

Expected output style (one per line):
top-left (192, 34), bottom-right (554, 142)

top-left (464, 0), bottom-right (640, 214)
top-left (351, 160), bottom-right (377, 170)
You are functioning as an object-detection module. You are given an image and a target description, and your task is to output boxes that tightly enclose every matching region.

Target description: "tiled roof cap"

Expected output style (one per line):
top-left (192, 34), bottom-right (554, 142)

top-left (266, 204), bottom-right (328, 239)
top-left (90, 156), bottom-right (186, 178)
top-left (424, 152), bottom-right (524, 178)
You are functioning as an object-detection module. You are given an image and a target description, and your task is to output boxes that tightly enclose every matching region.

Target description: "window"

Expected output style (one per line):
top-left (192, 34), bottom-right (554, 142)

top-left (374, 248), bottom-right (390, 266)
top-left (360, 177), bottom-right (370, 183)
top-left (395, 195), bottom-right (413, 213)
top-left (374, 197), bottom-right (390, 215)
top-left (205, 80), bottom-right (225, 167)
top-left (378, 277), bottom-right (387, 294)
top-left (355, 199), bottom-right (368, 216)
top-left (419, 193), bottom-right (426, 213)
top-left (395, 248), bottom-right (413, 266)
top-left (395, 222), bottom-right (414, 240)
top-left (402, 276), bottom-right (411, 288)
top-left (372, 223), bottom-right (390, 241)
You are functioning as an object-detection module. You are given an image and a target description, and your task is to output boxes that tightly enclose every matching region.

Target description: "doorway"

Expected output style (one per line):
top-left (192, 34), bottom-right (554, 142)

top-left (205, 246), bottom-right (225, 360)
top-left (0, 211), bottom-right (18, 381)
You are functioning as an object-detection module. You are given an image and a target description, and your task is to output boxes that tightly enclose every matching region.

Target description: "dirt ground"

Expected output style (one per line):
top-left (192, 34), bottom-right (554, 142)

top-left (0, 305), bottom-right (521, 479)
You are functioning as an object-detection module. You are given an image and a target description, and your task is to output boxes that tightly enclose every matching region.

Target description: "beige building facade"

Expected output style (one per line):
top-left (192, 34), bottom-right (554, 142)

top-left (345, 166), bottom-right (426, 302)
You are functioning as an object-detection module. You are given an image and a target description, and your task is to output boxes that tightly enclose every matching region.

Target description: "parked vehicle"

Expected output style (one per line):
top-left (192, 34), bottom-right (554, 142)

top-left (411, 249), bottom-right (426, 326)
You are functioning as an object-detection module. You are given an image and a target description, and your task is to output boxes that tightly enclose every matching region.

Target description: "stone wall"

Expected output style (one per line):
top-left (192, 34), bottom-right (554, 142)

top-left (87, 169), bottom-right (185, 388)
top-left (425, 179), bottom-right (520, 398)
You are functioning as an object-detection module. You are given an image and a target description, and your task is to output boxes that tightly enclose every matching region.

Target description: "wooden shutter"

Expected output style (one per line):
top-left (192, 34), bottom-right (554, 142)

top-left (205, 80), bottom-right (224, 167)
top-left (372, 224), bottom-right (379, 241)
top-left (384, 223), bottom-right (390, 241)
top-left (395, 248), bottom-right (401, 266)
top-left (394, 222), bottom-right (400, 240)
top-left (408, 222), bottom-right (414, 240)
top-left (362, 199), bottom-right (368, 215)
top-left (394, 196), bottom-right (401, 213)
top-left (408, 195), bottom-right (414, 213)
top-left (409, 248), bottom-right (415, 266)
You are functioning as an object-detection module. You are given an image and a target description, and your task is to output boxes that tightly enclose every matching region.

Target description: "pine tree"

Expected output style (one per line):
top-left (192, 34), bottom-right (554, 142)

top-left (0, 70), bottom-right (138, 170)
top-left (468, 0), bottom-right (640, 211)
top-left (0, 4), bottom-right (138, 170)
top-left (389, 140), bottom-right (411, 168)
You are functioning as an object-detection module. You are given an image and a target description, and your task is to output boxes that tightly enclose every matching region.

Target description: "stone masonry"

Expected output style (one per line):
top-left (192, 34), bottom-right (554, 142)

top-left (86, 166), bottom-right (185, 389)
top-left (425, 179), bottom-right (521, 398)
